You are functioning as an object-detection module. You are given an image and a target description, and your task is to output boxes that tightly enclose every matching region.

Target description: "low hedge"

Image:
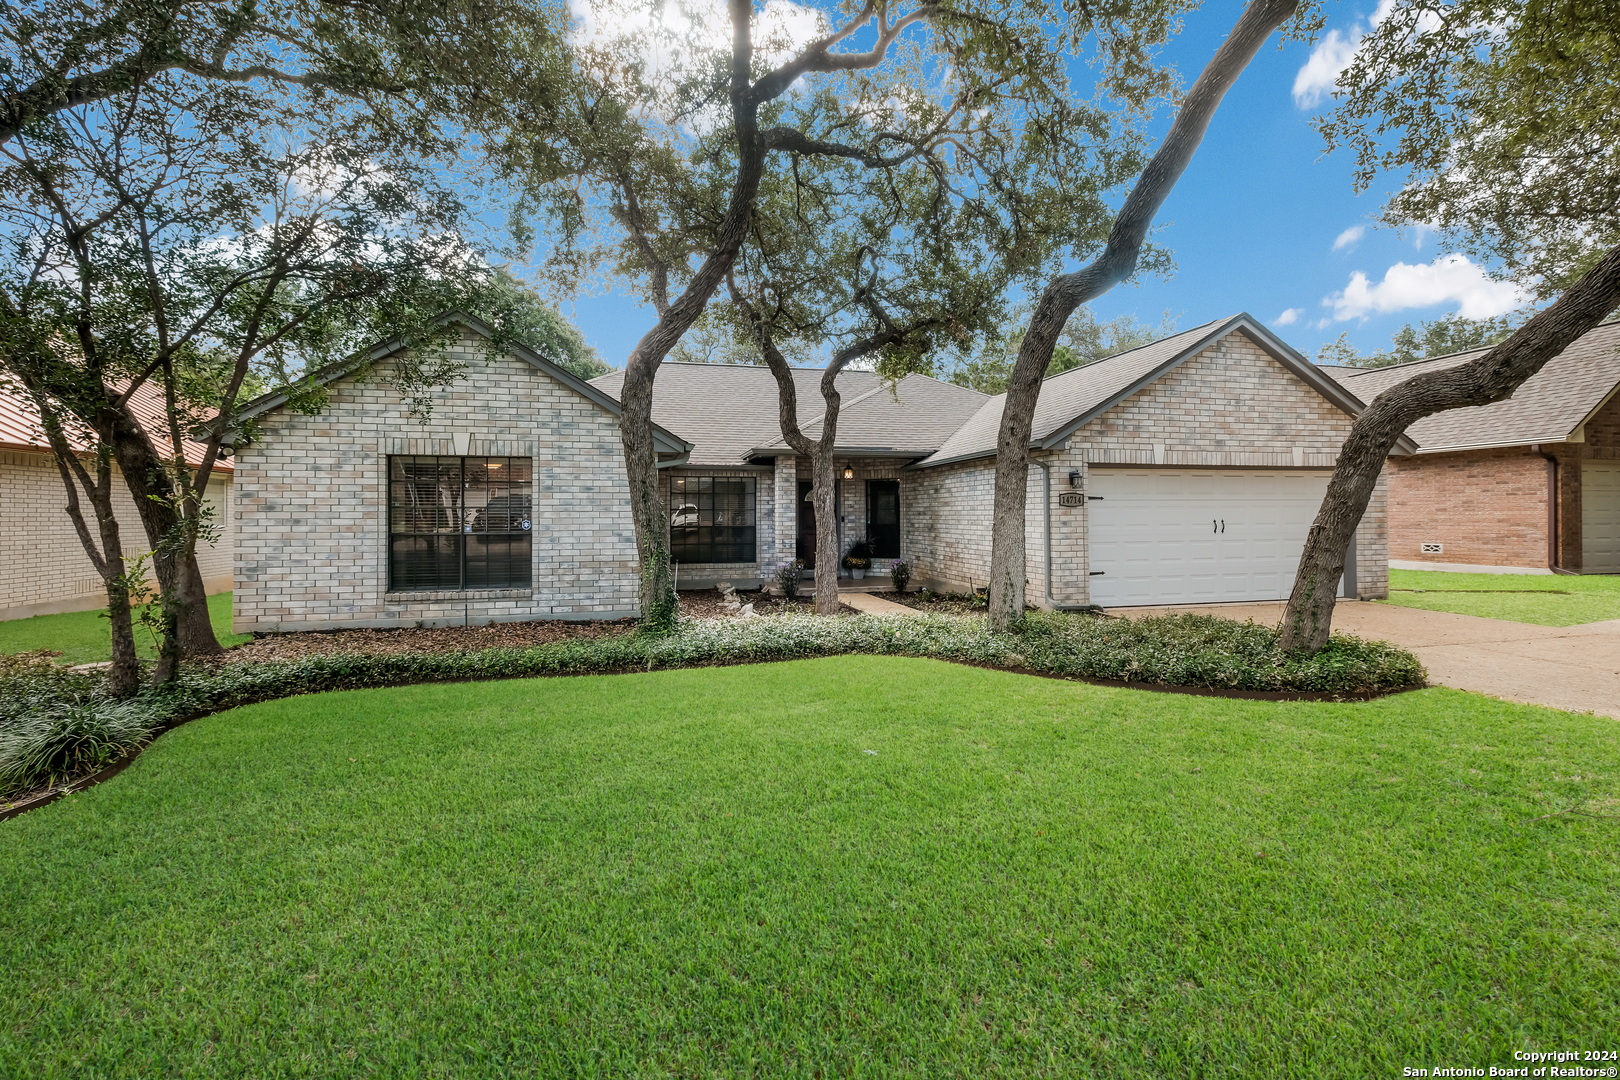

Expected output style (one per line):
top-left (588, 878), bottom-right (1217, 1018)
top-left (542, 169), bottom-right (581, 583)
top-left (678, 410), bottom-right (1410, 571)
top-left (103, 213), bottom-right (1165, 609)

top-left (1, 612), bottom-right (1425, 804)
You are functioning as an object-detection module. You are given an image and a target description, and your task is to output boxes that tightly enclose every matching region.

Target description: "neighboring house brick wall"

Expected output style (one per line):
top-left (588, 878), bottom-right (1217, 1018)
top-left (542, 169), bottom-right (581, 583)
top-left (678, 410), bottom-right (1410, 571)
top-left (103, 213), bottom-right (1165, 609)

top-left (233, 336), bottom-right (638, 631)
top-left (1386, 448), bottom-right (1553, 570)
top-left (1, 448), bottom-right (233, 621)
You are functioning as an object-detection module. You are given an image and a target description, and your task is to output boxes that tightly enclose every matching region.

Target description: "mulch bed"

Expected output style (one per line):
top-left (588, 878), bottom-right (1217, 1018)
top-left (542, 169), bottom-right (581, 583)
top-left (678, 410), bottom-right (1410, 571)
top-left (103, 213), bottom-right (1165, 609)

top-left (228, 616), bottom-right (636, 661)
top-left (225, 590), bottom-right (826, 661)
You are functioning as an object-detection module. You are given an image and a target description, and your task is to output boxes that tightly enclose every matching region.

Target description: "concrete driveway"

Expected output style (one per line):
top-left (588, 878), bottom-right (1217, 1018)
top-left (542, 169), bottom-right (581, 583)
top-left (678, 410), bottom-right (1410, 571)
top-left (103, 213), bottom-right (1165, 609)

top-left (1111, 600), bottom-right (1620, 719)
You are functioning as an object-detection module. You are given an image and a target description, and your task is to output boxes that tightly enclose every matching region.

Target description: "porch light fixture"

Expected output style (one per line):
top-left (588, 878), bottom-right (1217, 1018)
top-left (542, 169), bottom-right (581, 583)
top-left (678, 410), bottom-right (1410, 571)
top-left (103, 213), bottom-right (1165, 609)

top-left (843, 466), bottom-right (855, 480)
top-left (1067, 469), bottom-right (1081, 489)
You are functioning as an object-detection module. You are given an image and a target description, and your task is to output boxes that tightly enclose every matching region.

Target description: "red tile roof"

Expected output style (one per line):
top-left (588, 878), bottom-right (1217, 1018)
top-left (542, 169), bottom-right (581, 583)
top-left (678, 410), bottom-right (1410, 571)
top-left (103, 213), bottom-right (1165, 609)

top-left (0, 382), bottom-right (232, 472)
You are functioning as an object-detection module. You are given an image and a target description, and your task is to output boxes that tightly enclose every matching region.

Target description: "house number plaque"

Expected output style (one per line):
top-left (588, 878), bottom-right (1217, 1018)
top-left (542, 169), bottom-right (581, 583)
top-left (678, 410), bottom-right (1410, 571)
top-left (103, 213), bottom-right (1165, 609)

top-left (1057, 492), bottom-right (1084, 508)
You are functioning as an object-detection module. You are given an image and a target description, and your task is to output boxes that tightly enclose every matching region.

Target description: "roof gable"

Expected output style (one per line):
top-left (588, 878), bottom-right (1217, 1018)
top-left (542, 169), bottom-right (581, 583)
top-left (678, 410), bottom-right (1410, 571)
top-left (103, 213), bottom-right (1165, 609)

top-left (917, 314), bottom-right (1389, 468)
top-left (230, 313), bottom-right (691, 456)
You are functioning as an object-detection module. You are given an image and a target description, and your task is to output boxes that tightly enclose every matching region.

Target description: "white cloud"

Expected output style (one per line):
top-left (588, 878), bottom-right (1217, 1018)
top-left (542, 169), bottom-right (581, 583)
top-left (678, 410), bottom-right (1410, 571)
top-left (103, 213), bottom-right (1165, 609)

top-left (1275, 307), bottom-right (1304, 326)
top-left (569, 0), bottom-right (825, 78)
top-left (1324, 254), bottom-right (1527, 321)
top-left (1292, 0), bottom-right (1406, 109)
top-left (1292, 29), bottom-right (1360, 108)
top-left (1331, 224), bottom-right (1366, 252)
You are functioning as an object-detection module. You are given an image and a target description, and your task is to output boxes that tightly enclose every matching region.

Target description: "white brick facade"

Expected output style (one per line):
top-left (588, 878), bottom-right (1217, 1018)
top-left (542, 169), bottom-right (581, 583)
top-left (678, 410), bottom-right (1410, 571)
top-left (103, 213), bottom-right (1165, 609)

top-left (1, 448), bottom-right (233, 621)
top-left (230, 324), bottom-right (1388, 629)
top-left (232, 335), bottom-right (640, 631)
top-left (906, 330), bottom-right (1390, 603)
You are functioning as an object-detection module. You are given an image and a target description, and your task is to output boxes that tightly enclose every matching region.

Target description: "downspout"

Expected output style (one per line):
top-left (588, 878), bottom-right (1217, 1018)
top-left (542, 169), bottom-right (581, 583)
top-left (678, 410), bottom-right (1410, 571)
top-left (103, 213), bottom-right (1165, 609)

top-left (1032, 458), bottom-right (1093, 611)
top-left (1533, 444), bottom-right (1577, 575)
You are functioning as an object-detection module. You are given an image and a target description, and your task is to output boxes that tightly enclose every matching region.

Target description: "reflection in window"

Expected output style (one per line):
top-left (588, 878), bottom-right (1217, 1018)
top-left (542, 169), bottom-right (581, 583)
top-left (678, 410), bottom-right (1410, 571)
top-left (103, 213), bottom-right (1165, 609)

top-left (388, 456), bottom-right (532, 590)
top-left (669, 475), bottom-right (757, 563)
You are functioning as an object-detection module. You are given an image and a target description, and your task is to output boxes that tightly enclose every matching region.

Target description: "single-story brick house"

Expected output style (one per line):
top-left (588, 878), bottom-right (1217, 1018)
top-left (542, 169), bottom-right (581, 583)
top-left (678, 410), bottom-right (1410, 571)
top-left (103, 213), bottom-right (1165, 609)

top-left (227, 312), bottom-right (1401, 631)
top-left (1324, 320), bottom-right (1620, 575)
top-left (0, 384), bottom-right (235, 621)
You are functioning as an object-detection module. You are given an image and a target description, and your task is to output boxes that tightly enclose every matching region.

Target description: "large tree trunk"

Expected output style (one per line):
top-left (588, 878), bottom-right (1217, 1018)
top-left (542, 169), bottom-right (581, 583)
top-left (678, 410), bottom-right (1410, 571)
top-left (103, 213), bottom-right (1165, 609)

top-left (985, 0), bottom-right (1300, 630)
top-left (104, 406), bottom-right (222, 662)
top-left (1280, 243), bottom-right (1620, 651)
top-left (616, 44), bottom-right (769, 624)
top-left (16, 375), bottom-right (142, 694)
top-left (757, 337), bottom-right (849, 615)
top-left (43, 432), bottom-right (142, 696)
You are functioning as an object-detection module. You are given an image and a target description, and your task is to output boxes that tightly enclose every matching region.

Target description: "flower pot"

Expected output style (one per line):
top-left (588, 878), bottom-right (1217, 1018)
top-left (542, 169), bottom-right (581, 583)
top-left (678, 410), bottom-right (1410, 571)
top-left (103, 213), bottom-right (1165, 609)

top-left (851, 568), bottom-right (864, 580)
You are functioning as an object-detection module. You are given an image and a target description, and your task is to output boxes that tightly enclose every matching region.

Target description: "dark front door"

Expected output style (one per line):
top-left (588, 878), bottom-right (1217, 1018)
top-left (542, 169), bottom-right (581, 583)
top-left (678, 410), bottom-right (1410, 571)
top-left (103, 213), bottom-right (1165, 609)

top-left (867, 479), bottom-right (900, 558)
top-left (797, 480), bottom-right (816, 563)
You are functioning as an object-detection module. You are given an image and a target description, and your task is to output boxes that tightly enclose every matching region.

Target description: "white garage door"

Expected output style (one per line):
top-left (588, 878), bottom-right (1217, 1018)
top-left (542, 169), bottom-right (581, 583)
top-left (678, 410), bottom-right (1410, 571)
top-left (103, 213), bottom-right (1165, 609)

top-left (1583, 462), bottom-right (1620, 573)
top-left (1087, 469), bottom-right (1338, 607)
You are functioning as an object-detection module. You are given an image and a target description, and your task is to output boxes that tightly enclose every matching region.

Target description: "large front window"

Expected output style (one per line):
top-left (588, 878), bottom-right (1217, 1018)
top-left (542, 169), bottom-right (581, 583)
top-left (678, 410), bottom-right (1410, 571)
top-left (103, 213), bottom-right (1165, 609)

top-left (669, 475), bottom-right (756, 564)
top-left (389, 456), bottom-right (532, 591)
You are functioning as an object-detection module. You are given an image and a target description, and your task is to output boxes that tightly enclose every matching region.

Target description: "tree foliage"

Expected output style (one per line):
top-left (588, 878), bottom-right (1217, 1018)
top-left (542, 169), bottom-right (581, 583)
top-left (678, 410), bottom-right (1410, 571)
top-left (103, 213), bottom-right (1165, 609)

top-left (953, 309), bottom-right (1175, 394)
top-left (1324, 0), bottom-right (1620, 295)
top-left (0, 62), bottom-right (493, 681)
top-left (1282, 0), bottom-right (1620, 651)
top-left (1315, 310), bottom-right (1527, 368)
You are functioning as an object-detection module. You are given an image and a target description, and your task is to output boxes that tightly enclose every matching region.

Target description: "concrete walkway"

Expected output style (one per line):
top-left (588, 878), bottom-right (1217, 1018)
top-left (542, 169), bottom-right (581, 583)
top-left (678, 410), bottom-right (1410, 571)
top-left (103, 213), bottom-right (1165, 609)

top-left (1112, 600), bottom-right (1620, 720)
top-left (839, 592), bottom-right (918, 617)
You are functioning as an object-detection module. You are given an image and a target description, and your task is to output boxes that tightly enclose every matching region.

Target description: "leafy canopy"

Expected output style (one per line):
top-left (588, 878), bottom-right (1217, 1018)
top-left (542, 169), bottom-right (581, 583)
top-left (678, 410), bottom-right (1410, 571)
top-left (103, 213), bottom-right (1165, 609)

top-left (1315, 309), bottom-right (1527, 368)
top-left (1322, 0), bottom-right (1620, 295)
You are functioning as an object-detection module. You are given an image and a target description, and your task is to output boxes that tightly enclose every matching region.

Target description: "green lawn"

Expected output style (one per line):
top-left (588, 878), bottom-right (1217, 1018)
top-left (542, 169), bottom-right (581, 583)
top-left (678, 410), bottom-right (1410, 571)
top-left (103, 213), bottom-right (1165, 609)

top-left (2, 658), bottom-right (1615, 1078)
top-left (0, 591), bottom-right (246, 664)
top-left (1383, 568), bottom-right (1620, 625)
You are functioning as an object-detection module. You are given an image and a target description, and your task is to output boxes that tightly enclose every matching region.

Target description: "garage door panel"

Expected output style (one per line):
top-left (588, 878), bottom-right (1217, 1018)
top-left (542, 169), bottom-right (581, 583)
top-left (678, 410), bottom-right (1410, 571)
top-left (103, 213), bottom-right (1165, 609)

top-left (1583, 462), bottom-right (1620, 574)
top-left (1087, 468), bottom-right (1333, 607)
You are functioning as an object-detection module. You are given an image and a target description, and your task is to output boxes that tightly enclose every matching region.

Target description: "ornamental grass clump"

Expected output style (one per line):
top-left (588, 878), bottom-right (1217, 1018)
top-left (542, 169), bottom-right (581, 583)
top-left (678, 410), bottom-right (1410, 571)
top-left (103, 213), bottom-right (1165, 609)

top-left (0, 654), bottom-right (162, 799)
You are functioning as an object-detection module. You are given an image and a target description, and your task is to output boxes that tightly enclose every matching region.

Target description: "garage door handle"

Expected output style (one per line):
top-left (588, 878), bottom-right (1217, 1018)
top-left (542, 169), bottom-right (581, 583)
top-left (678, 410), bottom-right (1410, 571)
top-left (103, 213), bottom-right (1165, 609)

top-left (1221, 519), bottom-right (1226, 533)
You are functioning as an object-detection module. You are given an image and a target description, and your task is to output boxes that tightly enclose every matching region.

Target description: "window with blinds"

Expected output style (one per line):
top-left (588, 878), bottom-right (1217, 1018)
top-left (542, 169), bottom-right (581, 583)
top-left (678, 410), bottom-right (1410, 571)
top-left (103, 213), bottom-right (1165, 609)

top-left (668, 475), bottom-right (757, 564)
top-left (388, 456), bottom-right (532, 591)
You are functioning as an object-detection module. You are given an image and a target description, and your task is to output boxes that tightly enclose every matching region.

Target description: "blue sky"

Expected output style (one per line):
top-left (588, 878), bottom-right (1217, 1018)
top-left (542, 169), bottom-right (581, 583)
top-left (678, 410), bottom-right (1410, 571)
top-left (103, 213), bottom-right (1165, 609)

top-left (562, 2), bottom-right (1530, 368)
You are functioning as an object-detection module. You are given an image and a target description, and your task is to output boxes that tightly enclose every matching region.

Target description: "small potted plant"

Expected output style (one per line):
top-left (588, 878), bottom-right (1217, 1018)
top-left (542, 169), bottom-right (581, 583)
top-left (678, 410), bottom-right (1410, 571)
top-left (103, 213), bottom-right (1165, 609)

top-left (890, 558), bottom-right (912, 593)
top-left (842, 537), bottom-right (873, 579)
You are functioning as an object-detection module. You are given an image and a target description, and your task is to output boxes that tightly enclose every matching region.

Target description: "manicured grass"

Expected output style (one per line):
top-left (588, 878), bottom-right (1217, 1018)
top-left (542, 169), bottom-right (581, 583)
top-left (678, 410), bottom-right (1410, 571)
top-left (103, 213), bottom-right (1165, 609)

top-left (0, 592), bottom-right (246, 664)
top-left (3, 659), bottom-right (1616, 1078)
top-left (1383, 568), bottom-right (1620, 626)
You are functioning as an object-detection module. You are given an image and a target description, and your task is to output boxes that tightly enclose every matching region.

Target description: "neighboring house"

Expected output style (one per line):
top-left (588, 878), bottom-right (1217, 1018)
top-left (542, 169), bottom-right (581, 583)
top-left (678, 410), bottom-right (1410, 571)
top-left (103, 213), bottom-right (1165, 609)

top-left (227, 312), bottom-right (1397, 632)
top-left (1324, 320), bottom-right (1620, 575)
top-left (0, 384), bottom-right (235, 621)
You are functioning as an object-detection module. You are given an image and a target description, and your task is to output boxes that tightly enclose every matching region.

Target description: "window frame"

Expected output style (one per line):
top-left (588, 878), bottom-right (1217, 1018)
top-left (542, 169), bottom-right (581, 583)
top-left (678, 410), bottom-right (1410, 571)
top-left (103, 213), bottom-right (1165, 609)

top-left (387, 455), bottom-right (534, 593)
top-left (668, 474), bottom-right (758, 565)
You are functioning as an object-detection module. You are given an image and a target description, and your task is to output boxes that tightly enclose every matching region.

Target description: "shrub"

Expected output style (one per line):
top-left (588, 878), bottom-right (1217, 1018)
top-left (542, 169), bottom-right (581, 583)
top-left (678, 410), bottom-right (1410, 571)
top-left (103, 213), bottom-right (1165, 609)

top-left (774, 559), bottom-right (806, 600)
top-left (890, 560), bottom-right (912, 593)
top-left (1, 612), bottom-right (1425, 804)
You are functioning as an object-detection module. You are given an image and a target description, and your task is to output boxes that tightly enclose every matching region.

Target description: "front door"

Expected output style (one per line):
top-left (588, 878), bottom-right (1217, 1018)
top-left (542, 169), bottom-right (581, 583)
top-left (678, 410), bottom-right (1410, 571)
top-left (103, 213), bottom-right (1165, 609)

top-left (797, 480), bottom-right (817, 563)
top-left (867, 479), bottom-right (900, 558)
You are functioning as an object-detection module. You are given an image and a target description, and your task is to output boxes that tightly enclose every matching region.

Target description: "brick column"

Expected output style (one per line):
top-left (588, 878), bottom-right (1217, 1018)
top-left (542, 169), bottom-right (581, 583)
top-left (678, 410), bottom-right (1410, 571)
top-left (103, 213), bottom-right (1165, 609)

top-left (773, 454), bottom-right (798, 572)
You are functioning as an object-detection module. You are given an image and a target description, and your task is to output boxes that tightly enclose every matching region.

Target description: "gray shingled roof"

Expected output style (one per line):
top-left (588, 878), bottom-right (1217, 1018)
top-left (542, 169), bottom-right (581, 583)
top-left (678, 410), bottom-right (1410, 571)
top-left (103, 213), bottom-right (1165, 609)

top-left (916, 314), bottom-right (1372, 467)
top-left (751, 373), bottom-right (990, 456)
top-left (592, 363), bottom-right (987, 466)
top-left (1322, 320), bottom-right (1620, 453)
